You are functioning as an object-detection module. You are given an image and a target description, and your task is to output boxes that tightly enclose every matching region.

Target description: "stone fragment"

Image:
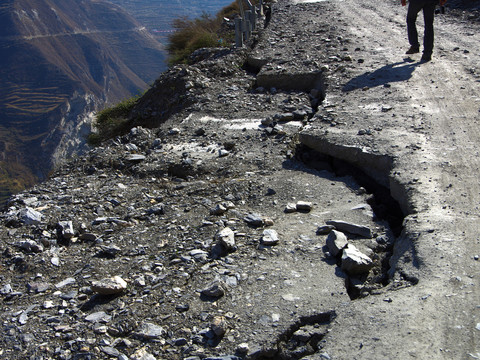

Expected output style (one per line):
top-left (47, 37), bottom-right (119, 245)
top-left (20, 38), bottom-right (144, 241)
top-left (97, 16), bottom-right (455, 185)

top-left (296, 201), bottom-right (313, 212)
top-left (134, 322), bottom-right (166, 340)
top-left (211, 204), bottom-right (227, 215)
top-left (317, 225), bottom-right (335, 235)
top-left (211, 316), bottom-right (227, 337)
top-left (100, 346), bottom-right (121, 357)
top-left (236, 343), bottom-right (250, 354)
top-left (16, 239), bottom-right (43, 253)
top-left (263, 217), bottom-right (274, 226)
top-left (90, 276), bottom-right (127, 295)
top-left (219, 149), bottom-right (230, 157)
top-left (131, 347), bottom-right (156, 360)
top-left (55, 277), bottom-right (76, 289)
top-left (19, 207), bottom-right (43, 225)
top-left (27, 282), bottom-right (50, 293)
top-left (126, 154), bottom-right (146, 162)
top-left (201, 280), bottom-right (225, 298)
top-left (276, 112), bottom-right (295, 121)
top-left (326, 220), bottom-right (372, 238)
top-left (326, 230), bottom-right (348, 256)
top-left (85, 311), bottom-right (112, 323)
top-left (51, 257), bottom-right (60, 266)
top-left (215, 227), bottom-right (236, 252)
top-left (244, 213), bottom-right (264, 227)
top-left (168, 128), bottom-right (181, 135)
top-left (96, 245), bottom-right (122, 258)
top-left (261, 229), bottom-right (279, 245)
top-left (0, 284), bottom-right (12, 295)
top-left (146, 205), bottom-right (165, 216)
top-left (341, 245), bottom-right (373, 274)
top-left (284, 203), bottom-right (297, 213)
top-left (58, 221), bottom-right (74, 239)
top-left (79, 233), bottom-right (97, 241)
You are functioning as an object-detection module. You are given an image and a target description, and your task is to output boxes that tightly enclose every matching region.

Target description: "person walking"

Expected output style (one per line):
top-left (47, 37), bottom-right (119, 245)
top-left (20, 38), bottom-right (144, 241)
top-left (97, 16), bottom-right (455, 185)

top-left (401, 0), bottom-right (447, 62)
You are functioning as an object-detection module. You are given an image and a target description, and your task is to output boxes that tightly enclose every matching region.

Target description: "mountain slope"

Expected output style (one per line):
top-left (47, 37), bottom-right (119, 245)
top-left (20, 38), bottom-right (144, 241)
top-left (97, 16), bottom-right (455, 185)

top-left (0, 0), bottom-right (167, 204)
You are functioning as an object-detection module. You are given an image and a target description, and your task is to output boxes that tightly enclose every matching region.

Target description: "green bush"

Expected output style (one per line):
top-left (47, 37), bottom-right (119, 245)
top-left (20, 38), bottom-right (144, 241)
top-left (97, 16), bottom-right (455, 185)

top-left (88, 94), bottom-right (141, 145)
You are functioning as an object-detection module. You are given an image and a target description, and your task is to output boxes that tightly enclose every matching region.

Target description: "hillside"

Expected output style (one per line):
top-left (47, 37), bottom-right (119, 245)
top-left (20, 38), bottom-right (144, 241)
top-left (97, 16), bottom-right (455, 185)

top-left (0, 0), bottom-right (167, 204)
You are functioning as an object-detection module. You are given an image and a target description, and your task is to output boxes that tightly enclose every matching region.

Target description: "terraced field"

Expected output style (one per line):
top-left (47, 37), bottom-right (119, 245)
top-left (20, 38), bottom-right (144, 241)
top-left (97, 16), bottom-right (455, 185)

top-left (2, 83), bottom-right (68, 117)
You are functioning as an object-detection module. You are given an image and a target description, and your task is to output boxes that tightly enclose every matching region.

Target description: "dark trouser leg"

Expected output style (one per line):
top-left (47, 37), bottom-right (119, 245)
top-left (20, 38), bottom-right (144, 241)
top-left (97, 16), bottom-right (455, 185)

top-left (407, 2), bottom-right (422, 48)
top-left (422, 3), bottom-right (436, 55)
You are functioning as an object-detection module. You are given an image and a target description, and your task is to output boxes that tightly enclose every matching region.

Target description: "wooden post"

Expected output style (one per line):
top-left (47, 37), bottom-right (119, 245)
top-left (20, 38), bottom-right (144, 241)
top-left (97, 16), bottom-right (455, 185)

top-left (235, 16), bottom-right (243, 48)
top-left (245, 10), bottom-right (252, 40)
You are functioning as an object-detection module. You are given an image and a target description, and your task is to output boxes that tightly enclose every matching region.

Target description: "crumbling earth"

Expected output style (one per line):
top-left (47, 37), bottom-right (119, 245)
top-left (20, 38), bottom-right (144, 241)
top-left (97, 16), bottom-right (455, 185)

top-left (1, 0), bottom-right (479, 359)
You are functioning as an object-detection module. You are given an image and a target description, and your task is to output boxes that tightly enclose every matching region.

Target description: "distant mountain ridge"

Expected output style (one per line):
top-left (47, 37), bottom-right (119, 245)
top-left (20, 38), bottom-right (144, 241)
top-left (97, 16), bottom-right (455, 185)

top-left (0, 0), bottom-right (167, 203)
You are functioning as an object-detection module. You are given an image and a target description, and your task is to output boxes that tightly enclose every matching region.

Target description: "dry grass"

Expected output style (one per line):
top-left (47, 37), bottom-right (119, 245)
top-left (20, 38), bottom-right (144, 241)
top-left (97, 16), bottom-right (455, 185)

top-left (166, 2), bottom-right (243, 65)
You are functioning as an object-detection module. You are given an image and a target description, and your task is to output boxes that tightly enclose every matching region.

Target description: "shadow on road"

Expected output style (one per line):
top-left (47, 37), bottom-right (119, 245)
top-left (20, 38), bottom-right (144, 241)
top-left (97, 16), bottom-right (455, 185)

top-left (343, 58), bottom-right (421, 92)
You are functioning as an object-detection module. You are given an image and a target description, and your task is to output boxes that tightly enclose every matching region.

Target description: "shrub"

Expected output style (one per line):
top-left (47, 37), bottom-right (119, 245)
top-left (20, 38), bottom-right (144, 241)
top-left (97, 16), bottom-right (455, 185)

top-left (166, 0), bottom-right (249, 65)
top-left (88, 94), bottom-right (140, 145)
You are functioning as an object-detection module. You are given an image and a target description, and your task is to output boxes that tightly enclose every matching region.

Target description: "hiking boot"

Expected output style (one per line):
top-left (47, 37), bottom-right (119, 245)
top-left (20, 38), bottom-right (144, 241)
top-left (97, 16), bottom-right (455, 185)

top-left (421, 54), bottom-right (432, 62)
top-left (405, 46), bottom-right (420, 54)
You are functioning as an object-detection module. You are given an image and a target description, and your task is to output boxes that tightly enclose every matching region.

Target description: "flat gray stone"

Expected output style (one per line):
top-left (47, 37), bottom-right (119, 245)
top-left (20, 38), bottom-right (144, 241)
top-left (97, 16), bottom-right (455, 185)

top-left (134, 322), bottom-right (166, 340)
top-left (326, 220), bottom-right (372, 238)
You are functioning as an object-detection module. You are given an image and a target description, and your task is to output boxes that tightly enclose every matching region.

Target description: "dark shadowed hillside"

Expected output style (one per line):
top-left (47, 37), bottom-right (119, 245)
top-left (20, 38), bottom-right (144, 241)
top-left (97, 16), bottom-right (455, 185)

top-left (0, 0), bottom-right (167, 204)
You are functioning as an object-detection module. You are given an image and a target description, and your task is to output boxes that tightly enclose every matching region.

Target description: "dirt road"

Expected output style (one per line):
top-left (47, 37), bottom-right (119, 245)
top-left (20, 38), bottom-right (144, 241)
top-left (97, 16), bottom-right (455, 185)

top-left (298, 0), bottom-right (480, 357)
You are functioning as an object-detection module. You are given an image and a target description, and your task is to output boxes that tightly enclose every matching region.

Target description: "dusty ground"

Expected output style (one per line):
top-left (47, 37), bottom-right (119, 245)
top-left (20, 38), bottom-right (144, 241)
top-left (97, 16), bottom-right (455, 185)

top-left (0, 0), bottom-right (479, 359)
top-left (296, 0), bottom-right (480, 358)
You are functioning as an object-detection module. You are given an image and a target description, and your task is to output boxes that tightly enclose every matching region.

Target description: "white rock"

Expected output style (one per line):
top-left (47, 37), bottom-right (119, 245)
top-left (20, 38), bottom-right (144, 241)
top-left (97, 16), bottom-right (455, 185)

top-left (19, 207), bottom-right (43, 225)
top-left (262, 229), bottom-right (279, 245)
top-left (341, 245), bottom-right (373, 274)
top-left (91, 276), bottom-right (127, 295)
top-left (215, 227), bottom-right (236, 251)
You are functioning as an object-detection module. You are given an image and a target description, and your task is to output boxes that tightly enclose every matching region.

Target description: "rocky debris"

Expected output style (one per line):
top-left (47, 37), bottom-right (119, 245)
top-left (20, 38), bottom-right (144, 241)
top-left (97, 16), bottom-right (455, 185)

top-left (215, 227), bottom-right (236, 252)
top-left (316, 225), bottom-right (335, 235)
top-left (134, 322), bottom-right (166, 340)
top-left (90, 276), bottom-right (127, 295)
top-left (244, 213), bottom-right (264, 227)
top-left (325, 220), bottom-right (373, 238)
top-left (296, 201), bottom-right (313, 212)
top-left (18, 207), bottom-right (43, 225)
top-left (57, 220), bottom-right (74, 239)
top-left (201, 279), bottom-right (226, 298)
top-left (261, 229), bottom-right (280, 245)
top-left (285, 201), bottom-right (314, 213)
top-left (326, 230), bottom-right (348, 256)
top-left (341, 245), bottom-right (374, 275)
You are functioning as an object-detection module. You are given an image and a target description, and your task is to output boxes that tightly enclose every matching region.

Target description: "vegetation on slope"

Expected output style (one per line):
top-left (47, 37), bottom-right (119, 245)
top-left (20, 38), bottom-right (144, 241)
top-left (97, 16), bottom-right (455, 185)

top-left (87, 94), bottom-right (142, 145)
top-left (166, 3), bottom-right (239, 65)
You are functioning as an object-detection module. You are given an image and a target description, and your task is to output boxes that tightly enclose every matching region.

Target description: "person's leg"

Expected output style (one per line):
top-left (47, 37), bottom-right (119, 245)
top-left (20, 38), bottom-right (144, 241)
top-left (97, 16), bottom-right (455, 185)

top-left (406, 2), bottom-right (422, 51)
top-left (422, 2), bottom-right (436, 57)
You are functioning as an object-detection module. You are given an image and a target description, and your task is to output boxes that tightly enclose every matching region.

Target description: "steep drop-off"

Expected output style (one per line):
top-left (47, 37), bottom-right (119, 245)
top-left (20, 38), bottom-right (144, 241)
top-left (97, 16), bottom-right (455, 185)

top-left (0, 0), bottom-right (167, 204)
